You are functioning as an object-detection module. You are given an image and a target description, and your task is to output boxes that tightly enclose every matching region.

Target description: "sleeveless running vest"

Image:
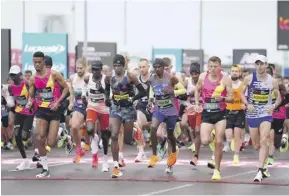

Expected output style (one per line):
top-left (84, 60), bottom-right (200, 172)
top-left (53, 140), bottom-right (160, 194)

top-left (34, 70), bottom-right (62, 108)
top-left (137, 74), bottom-right (151, 107)
top-left (11, 80), bottom-right (36, 115)
top-left (272, 94), bottom-right (286, 119)
top-left (151, 72), bottom-right (178, 116)
top-left (226, 80), bottom-right (243, 111)
top-left (246, 72), bottom-right (273, 119)
top-left (202, 72), bottom-right (227, 112)
top-left (187, 76), bottom-right (203, 104)
top-left (87, 73), bottom-right (109, 114)
top-left (111, 71), bottom-right (135, 107)
top-left (72, 74), bottom-right (87, 109)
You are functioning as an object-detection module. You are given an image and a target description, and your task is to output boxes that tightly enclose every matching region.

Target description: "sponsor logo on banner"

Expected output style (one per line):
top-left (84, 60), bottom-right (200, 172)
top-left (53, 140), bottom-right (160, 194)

top-left (232, 49), bottom-right (267, 70)
top-left (22, 33), bottom-right (68, 78)
top-left (152, 48), bottom-right (183, 72)
top-left (182, 50), bottom-right (204, 76)
top-left (75, 42), bottom-right (117, 68)
top-left (277, 1), bottom-right (289, 50)
top-left (1, 29), bottom-right (11, 84)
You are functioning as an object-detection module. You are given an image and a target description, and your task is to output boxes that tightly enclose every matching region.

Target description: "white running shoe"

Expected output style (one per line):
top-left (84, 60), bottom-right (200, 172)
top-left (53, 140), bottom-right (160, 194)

top-left (16, 160), bottom-right (31, 170)
top-left (135, 152), bottom-right (146, 163)
top-left (253, 170), bottom-right (263, 182)
top-left (165, 166), bottom-right (173, 173)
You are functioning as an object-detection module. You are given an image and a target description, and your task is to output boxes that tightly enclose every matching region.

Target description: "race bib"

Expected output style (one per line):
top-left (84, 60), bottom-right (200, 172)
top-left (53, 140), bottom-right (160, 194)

top-left (156, 99), bottom-right (172, 109)
top-left (16, 96), bottom-right (28, 106)
top-left (39, 87), bottom-right (53, 101)
top-left (91, 94), bottom-right (104, 103)
top-left (204, 102), bottom-right (220, 110)
top-left (114, 94), bottom-right (129, 101)
top-left (252, 89), bottom-right (269, 104)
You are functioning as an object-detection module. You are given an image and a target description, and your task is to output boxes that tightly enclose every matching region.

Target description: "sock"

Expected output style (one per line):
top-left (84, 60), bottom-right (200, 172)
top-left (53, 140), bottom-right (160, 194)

top-left (119, 152), bottom-right (124, 159)
top-left (40, 156), bottom-right (48, 170)
top-left (91, 134), bottom-right (99, 154)
top-left (138, 145), bottom-right (144, 153)
top-left (103, 155), bottom-right (108, 162)
top-left (113, 161), bottom-right (119, 168)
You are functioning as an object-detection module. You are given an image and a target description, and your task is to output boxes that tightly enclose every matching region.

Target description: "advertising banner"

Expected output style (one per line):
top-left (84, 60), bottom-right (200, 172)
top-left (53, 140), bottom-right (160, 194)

top-left (232, 49), bottom-right (267, 70)
top-left (182, 49), bottom-right (204, 75)
top-left (75, 42), bottom-right (117, 69)
top-left (1, 29), bottom-right (11, 84)
top-left (152, 48), bottom-right (183, 72)
top-left (277, 1), bottom-right (289, 50)
top-left (22, 33), bottom-right (68, 78)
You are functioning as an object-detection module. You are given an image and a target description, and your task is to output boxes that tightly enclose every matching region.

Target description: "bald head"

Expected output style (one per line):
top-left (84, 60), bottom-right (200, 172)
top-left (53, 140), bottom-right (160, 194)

top-left (138, 58), bottom-right (150, 76)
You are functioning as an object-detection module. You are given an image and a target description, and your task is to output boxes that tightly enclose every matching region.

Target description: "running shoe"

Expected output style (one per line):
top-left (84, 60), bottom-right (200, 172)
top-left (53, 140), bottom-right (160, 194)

top-left (16, 160), bottom-right (30, 170)
top-left (148, 155), bottom-right (159, 168)
top-left (111, 167), bottom-right (122, 178)
top-left (157, 139), bottom-right (167, 161)
top-left (36, 169), bottom-right (50, 178)
top-left (212, 169), bottom-right (221, 180)
top-left (73, 147), bottom-right (85, 163)
top-left (233, 154), bottom-right (240, 165)
top-left (167, 152), bottom-right (177, 167)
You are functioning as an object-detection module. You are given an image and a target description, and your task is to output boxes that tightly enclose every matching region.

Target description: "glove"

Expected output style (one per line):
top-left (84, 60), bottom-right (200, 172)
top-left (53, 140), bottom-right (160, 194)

top-left (105, 98), bottom-right (112, 107)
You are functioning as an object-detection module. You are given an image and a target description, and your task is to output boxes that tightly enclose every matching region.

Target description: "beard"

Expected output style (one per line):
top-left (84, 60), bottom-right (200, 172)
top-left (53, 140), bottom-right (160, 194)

top-left (231, 76), bottom-right (239, 81)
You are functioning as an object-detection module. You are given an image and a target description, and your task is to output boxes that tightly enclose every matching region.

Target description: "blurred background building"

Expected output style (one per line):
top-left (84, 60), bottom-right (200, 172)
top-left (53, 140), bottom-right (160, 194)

top-left (1, 0), bottom-right (289, 80)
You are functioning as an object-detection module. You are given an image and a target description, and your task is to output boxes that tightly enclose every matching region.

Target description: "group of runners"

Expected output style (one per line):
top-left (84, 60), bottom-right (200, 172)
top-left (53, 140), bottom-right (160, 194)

top-left (1, 51), bottom-right (289, 182)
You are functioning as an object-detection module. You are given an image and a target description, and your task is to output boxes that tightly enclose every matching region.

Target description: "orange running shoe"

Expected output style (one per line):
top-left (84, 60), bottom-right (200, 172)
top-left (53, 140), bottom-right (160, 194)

top-left (111, 167), bottom-right (123, 178)
top-left (73, 147), bottom-right (85, 163)
top-left (167, 152), bottom-right (177, 167)
top-left (119, 158), bottom-right (126, 168)
top-left (92, 153), bottom-right (98, 168)
top-left (148, 155), bottom-right (159, 168)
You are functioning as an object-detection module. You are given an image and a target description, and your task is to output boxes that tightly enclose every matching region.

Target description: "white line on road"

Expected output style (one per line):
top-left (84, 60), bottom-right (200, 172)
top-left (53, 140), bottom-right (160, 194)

top-left (139, 170), bottom-right (257, 196)
top-left (8, 162), bottom-right (72, 172)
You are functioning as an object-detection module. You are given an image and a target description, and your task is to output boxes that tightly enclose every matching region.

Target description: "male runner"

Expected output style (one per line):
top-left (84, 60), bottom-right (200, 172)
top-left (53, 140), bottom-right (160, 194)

top-left (69, 57), bottom-right (92, 163)
top-left (9, 65), bottom-right (37, 170)
top-left (241, 55), bottom-right (280, 182)
top-left (268, 74), bottom-right (287, 165)
top-left (1, 82), bottom-right (15, 149)
top-left (148, 58), bottom-right (186, 173)
top-left (134, 58), bottom-right (152, 162)
top-left (194, 56), bottom-right (233, 180)
top-left (24, 70), bottom-right (32, 81)
top-left (84, 60), bottom-right (110, 171)
top-left (186, 62), bottom-right (202, 166)
top-left (104, 54), bottom-right (146, 178)
top-left (225, 65), bottom-right (245, 164)
top-left (27, 51), bottom-right (69, 177)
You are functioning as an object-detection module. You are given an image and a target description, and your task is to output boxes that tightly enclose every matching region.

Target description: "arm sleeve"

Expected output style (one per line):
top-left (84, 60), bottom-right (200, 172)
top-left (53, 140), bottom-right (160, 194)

top-left (174, 82), bottom-right (186, 96)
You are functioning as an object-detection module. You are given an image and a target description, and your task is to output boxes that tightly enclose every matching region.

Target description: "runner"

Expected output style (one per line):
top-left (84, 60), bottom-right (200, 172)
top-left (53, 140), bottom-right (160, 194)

top-left (240, 55), bottom-right (280, 182)
top-left (186, 62), bottom-right (202, 166)
top-left (148, 58), bottom-right (186, 173)
top-left (1, 83), bottom-right (15, 149)
top-left (105, 54), bottom-right (146, 178)
top-left (84, 60), bottom-right (110, 171)
top-left (69, 57), bottom-right (92, 163)
top-left (224, 65), bottom-right (245, 164)
top-left (24, 70), bottom-right (32, 81)
top-left (27, 51), bottom-right (69, 177)
top-left (134, 58), bottom-right (152, 162)
top-left (268, 74), bottom-right (287, 165)
top-left (194, 56), bottom-right (233, 180)
top-left (8, 65), bottom-right (37, 170)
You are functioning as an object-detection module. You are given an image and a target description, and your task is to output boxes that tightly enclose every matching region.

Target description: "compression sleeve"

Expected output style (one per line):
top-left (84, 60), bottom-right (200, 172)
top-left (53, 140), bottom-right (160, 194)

top-left (132, 83), bottom-right (146, 102)
top-left (174, 82), bottom-right (186, 96)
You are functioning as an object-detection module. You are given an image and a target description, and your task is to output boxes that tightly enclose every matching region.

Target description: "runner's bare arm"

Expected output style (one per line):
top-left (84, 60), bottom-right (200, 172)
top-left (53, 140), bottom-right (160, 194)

top-left (27, 76), bottom-right (35, 105)
top-left (127, 71), bottom-right (146, 102)
top-left (194, 73), bottom-right (205, 105)
top-left (67, 82), bottom-right (74, 107)
top-left (170, 76), bottom-right (186, 96)
top-left (82, 74), bottom-right (90, 97)
top-left (240, 75), bottom-right (252, 106)
top-left (52, 71), bottom-right (69, 103)
top-left (272, 78), bottom-right (281, 108)
top-left (224, 76), bottom-right (233, 103)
